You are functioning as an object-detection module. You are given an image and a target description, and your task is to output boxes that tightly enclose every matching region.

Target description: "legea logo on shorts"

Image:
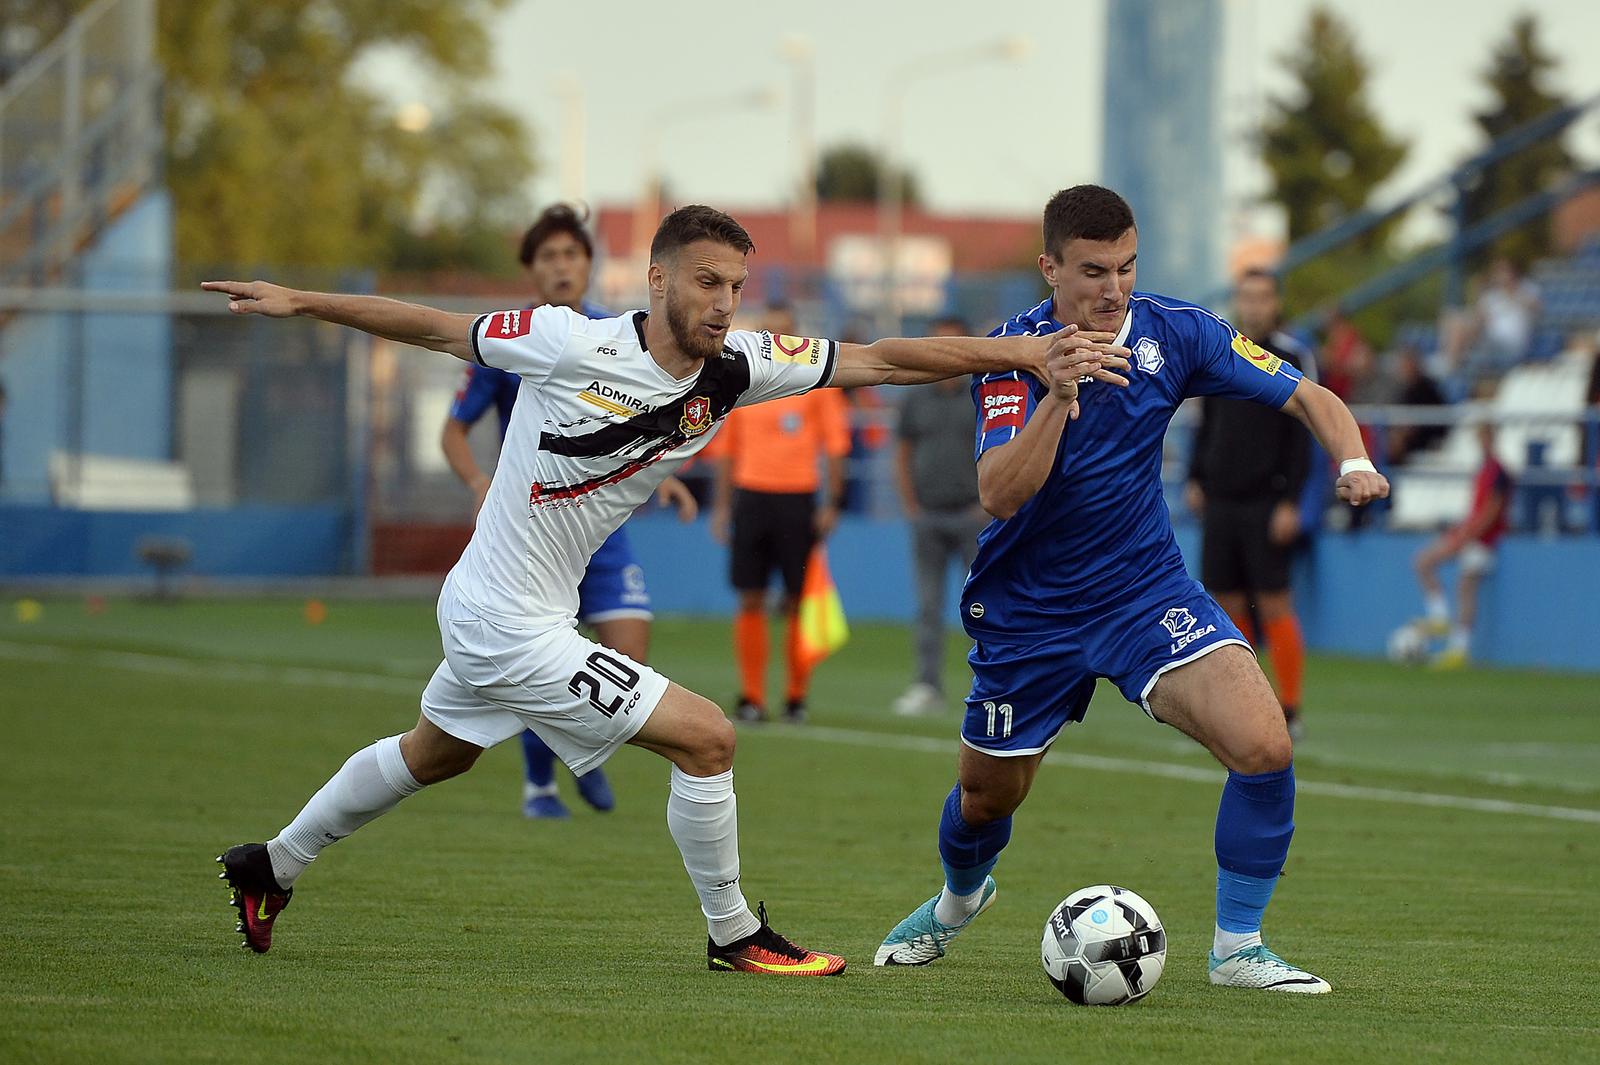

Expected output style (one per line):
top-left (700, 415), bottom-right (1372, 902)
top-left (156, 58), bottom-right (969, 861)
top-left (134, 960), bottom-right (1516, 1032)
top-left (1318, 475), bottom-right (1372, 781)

top-left (1160, 606), bottom-right (1216, 654)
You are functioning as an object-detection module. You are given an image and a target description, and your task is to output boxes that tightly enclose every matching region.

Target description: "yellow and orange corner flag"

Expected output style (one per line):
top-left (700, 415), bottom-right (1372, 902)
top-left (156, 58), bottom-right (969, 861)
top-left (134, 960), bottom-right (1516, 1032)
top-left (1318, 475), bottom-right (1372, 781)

top-left (796, 545), bottom-right (849, 670)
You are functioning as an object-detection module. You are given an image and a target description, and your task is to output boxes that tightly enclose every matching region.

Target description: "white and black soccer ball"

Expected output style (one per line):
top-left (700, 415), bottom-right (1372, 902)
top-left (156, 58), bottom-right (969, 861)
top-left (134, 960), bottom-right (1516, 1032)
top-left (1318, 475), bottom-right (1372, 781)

top-left (1041, 885), bottom-right (1166, 1005)
top-left (1386, 621), bottom-right (1429, 665)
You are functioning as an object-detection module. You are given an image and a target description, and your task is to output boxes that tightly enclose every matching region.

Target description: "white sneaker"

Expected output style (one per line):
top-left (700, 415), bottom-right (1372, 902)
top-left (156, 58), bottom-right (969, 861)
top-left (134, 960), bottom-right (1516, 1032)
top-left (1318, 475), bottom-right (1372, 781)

top-left (1208, 945), bottom-right (1331, 993)
top-left (874, 877), bottom-right (997, 966)
top-left (893, 683), bottom-right (942, 717)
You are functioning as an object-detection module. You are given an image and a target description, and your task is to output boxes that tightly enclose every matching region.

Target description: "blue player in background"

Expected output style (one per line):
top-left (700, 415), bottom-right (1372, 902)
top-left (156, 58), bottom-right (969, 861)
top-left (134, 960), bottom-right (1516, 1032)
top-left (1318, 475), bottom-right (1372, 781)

top-left (875, 186), bottom-right (1388, 992)
top-left (441, 204), bottom-right (697, 819)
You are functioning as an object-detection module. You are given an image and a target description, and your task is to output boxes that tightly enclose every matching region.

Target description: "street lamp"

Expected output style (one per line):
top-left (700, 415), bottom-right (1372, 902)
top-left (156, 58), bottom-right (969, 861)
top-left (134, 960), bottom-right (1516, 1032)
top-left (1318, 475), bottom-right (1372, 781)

top-left (632, 86), bottom-right (779, 254)
top-left (876, 37), bottom-right (1032, 336)
top-left (782, 35), bottom-right (817, 259)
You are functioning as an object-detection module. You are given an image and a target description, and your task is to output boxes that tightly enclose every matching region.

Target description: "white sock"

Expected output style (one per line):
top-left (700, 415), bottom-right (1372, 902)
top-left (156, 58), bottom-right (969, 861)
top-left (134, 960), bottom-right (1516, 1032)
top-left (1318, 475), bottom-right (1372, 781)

top-left (523, 781), bottom-right (558, 799)
top-left (1425, 592), bottom-right (1449, 623)
top-left (666, 766), bottom-right (759, 946)
top-left (266, 734), bottom-right (423, 889)
top-left (934, 883), bottom-right (987, 925)
top-left (1448, 625), bottom-right (1471, 653)
top-left (1213, 925), bottom-right (1263, 958)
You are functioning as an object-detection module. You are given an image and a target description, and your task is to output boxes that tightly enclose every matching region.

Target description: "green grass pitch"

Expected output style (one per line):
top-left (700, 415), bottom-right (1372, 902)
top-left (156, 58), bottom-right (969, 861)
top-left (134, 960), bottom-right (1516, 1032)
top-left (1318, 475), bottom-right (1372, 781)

top-left (2, 597), bottom-right (1598, 1063)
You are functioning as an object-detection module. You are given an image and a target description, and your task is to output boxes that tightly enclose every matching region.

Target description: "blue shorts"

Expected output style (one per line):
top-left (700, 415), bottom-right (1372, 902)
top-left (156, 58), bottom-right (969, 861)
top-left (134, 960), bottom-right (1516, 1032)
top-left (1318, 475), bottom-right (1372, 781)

top-left (961, 575), bottom-right (1249, 756)
top-left (577, 527), bottom-right (652, 624)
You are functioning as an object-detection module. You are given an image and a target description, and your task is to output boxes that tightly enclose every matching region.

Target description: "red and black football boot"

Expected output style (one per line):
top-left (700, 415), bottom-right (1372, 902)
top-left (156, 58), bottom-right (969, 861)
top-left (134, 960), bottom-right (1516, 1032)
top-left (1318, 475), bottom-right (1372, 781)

top-left (707, 902), bottom-right (846, 976)
top-left (216, 843), bottom-right (291, 954)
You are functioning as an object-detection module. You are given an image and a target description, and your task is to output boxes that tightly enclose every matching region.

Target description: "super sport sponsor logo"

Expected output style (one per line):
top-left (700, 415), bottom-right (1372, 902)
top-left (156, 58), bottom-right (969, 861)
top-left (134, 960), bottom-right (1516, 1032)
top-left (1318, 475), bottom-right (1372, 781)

top-left (767, 333), bottom-right (826, 366)
top-left (1231, 333), bottom-right (1283, 375)
top-left (978, 381), bottom-right (1028, 431)
top-left (486, 308), bottom-right (533, 339)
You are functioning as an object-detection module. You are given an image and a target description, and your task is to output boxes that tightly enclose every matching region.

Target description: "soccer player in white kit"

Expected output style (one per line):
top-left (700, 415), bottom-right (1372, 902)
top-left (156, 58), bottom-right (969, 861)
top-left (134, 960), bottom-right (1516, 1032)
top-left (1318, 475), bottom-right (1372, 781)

top-left (203, 205), bottom-right (1128, 975)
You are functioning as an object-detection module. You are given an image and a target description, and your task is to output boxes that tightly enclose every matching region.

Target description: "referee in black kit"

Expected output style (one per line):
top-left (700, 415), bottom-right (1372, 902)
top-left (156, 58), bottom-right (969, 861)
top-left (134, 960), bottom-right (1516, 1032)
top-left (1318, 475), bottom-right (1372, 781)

top-left (1185, 268), bottom-right (1316, 739)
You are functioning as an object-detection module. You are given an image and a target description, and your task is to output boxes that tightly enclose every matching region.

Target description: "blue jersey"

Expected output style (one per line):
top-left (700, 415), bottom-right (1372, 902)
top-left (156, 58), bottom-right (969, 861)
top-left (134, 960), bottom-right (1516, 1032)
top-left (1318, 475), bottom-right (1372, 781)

top-left (961, 293), bottom-right (1304, 638)
top-left (449, 300), bottom-right (610, 438)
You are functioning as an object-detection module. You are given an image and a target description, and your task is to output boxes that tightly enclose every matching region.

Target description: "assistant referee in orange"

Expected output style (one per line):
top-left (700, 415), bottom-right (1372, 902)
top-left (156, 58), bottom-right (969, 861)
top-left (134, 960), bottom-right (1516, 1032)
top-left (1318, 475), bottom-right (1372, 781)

top-left (708, 306), bottom-right (851, 723)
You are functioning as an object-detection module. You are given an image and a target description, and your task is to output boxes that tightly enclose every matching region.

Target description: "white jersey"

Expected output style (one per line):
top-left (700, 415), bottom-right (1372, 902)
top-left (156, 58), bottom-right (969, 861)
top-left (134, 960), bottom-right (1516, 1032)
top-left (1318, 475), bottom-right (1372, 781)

top-left (447, 305), bottom-right (837, 629)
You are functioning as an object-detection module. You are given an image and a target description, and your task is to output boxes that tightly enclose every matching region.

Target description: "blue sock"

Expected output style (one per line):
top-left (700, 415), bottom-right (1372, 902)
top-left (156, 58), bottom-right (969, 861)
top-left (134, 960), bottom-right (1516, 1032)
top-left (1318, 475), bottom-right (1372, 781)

top-left (1214, 765), bottom-right (1295, 934)
top-left (521, 730), bottom-right (556, 788)
top-left (937, 784), bottom-right (1011, 895)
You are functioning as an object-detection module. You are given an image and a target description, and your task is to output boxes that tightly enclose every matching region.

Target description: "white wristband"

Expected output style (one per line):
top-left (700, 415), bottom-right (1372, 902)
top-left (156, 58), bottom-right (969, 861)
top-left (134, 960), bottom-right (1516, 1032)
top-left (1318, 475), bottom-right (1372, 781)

top-left (1339, 458), bottom-right (1377, 477)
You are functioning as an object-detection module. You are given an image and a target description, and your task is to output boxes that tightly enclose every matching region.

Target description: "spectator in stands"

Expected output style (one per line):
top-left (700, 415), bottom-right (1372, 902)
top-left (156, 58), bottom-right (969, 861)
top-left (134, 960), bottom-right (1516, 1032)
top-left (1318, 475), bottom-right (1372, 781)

top-left (1386, 344), bottom-right (1449, 466)
top-left (708, 305), bottom-right (851, 723)
top-left (1467, 257), bottom-right (1541, 381)
top-left (1412, 422), bottom-right (1511, 669)
top-left (890, 315), bottom-right (988, 718)
top-left (1319, 307), bottom-right (1372, 401)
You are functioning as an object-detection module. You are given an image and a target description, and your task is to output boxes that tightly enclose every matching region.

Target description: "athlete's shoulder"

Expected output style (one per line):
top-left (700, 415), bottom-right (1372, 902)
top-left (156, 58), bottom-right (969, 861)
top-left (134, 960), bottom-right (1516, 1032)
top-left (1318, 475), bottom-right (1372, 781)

top-left (1129, 291), bottom-right (1233, 333)
top-left (990, 296), bottom-right (1059, 338)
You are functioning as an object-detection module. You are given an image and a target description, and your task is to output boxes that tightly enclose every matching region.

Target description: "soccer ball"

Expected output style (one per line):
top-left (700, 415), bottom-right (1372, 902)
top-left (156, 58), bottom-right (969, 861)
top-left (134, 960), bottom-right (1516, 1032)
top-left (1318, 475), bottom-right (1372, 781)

top-left (1041, 885), bottom-right (1166, 1005)
top-left (1386, 621), bottom-right (1429, 664)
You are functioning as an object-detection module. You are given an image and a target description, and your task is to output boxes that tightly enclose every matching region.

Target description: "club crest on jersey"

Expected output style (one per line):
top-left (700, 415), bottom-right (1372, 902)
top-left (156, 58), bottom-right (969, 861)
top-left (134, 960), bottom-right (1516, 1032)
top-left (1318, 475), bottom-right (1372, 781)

top-left (1231, 332), bottom-right (1283, 375)
top-left (486, 308), bottom-right (532, 339)
top-left (1133, 336), bottom-right (1164, 374)
top-left (680, 395), bottom-right (713, 436)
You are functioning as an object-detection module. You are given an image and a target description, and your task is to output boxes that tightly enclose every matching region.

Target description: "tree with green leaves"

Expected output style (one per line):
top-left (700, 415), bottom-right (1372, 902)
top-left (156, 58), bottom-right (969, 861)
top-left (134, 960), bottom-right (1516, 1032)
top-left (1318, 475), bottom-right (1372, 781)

top-left (1258, 7), bottom-right (1412, 340)
top-left (7, 0), bottom-right (534, 276)
top-left (814, 143), bottom-right (919, 207)
top-left (1260, 7), bottom-right (1409, 248)
top-left (1462, 14), bottom-right (1574, 269)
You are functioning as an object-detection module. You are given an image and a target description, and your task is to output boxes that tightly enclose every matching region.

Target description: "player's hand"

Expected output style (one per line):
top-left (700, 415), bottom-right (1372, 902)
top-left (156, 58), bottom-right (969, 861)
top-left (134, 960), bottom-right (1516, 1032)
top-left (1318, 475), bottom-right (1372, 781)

top-left (1268, 500), bottom-right (1301, 545)
top-left (1336, 470), bottom-right (1389, 506)
top-left (200, 280), bottom-right (302, 317)
top-left (470, 475), bottom-right (491, 519)
top-left (710, 505), bottom-right (731, 545)
top-left (1041, 329), bottom-right (1131, 419)
top-left (655, 476), bottom-right (699, 523)
top-left (815, 503), bottom-right (840, 539)
top-left (1184, 481), bottom-right (1205, 517)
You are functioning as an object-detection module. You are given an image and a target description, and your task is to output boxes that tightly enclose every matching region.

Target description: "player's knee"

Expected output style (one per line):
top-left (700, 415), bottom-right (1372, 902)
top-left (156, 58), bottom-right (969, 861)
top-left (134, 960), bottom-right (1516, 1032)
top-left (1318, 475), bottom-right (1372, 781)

top-left (402, 733), bottom-right (482, 785)
top-left (1234, 732), bottom-right (1293, 775)
top-left (960, 779), bottom-right (1025, 825)
top-left (682, 704), bottom-right (736, 775)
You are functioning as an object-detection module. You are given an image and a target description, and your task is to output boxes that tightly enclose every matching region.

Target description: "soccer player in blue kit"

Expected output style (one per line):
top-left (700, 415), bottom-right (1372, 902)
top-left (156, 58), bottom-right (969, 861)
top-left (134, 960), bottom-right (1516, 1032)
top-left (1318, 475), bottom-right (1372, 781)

top-left (875, 186), bottom-right (1389, 992)
top-left (442, 204), bottom-right (696, 819)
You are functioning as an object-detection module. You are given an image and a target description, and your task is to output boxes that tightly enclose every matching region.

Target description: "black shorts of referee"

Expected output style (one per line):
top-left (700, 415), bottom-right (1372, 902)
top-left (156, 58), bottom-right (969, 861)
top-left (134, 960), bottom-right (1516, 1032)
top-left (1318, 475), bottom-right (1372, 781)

top-left (729, 489), bottom-right (816, 599)
top-left (1200, 497), bottom-right (1294, 594)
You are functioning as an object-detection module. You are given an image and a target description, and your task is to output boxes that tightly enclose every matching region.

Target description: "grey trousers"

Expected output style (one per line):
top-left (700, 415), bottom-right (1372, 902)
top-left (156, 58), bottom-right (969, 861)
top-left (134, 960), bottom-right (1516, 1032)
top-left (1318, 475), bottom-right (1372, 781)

top-left (910, 507), bottom-right (988, 690)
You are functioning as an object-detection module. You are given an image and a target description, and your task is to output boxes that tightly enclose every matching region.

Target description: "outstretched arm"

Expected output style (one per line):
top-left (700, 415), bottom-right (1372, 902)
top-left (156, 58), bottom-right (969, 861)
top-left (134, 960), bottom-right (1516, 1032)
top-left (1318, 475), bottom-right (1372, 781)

top-left (1280, 378), bottom-right (1389, 506)
top-left (201, 280), bottom-right (478, 361)
top-left (830, 328), bottom-right (1130, 390)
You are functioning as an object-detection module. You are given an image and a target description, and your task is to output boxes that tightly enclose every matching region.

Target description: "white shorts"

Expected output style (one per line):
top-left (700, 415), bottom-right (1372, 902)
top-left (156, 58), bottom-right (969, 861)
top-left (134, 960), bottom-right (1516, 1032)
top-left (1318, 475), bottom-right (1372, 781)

top-left (420, 580), bottom-right (669, 775)
top-left (1459, 541), bottom-right (1496, 575)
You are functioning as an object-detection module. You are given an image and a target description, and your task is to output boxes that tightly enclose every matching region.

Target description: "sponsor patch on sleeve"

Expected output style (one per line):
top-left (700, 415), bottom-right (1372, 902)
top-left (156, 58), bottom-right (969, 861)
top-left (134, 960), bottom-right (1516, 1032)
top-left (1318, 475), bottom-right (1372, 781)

top-left (767, 333), bottom-right (827, 367)
top-left (1231, 332), bottom-right (1283, 375)
top-left (978, 380), bottom-right (1028, 433)
top-left (485, 308), bottom-right (533, 340)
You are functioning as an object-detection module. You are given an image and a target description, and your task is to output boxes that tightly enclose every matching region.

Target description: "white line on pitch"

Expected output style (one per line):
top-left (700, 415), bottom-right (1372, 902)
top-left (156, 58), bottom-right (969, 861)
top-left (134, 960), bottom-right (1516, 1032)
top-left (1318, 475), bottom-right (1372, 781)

top-left (3, 638), bottom-right (1598, 826)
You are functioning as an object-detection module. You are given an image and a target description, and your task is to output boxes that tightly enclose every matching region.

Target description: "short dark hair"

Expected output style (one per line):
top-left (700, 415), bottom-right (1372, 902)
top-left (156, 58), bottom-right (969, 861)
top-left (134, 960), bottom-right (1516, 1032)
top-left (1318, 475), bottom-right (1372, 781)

top-left (1042, 185), bottom-right (1136, 260)
top-left (1236, 267), bottom-right (1281, 291)
top-left (519, 204), bottom-right (594, 266)
top-left (650, 205), bottom-right (754, 261)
